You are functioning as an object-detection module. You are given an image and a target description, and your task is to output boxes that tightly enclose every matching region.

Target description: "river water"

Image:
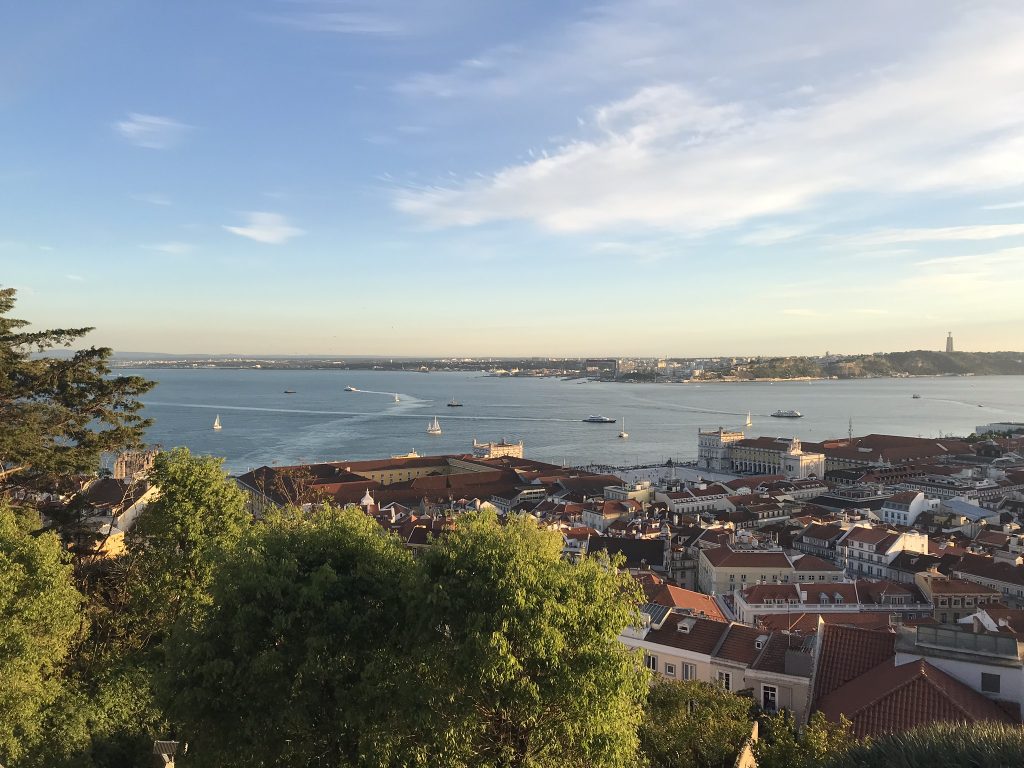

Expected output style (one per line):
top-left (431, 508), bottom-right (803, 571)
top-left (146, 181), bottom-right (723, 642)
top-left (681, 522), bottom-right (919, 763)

top-left (129, 369), bottom-right (1024, 474)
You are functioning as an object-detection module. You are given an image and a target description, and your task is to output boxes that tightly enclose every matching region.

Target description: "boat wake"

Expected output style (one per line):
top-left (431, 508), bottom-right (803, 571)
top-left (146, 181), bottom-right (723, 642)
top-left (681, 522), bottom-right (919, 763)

top-left (142, 401), bottom-right (581, 423)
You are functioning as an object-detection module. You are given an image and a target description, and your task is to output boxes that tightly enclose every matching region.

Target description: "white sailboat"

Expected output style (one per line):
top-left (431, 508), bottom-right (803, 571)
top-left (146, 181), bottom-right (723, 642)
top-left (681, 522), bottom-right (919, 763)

top-left (745, 411), bottom-right (752, 427)
top-left (426, 416), bottom-right (442, 435)
top-left (618, 418), bottom-right (628, 439)
top-left (212, 414), bottom-right (222, 431)
top-left (394, 393), bottom-right (400, 402)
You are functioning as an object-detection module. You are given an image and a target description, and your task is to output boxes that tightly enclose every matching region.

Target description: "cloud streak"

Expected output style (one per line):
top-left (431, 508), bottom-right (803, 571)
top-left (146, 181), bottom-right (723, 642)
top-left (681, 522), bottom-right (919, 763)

top-left (114, 113), bottom-right (191, 149)
top-left (223, 212), bottom-right (304, 244)
top-left (395, 7), bottom-right (1024, 236)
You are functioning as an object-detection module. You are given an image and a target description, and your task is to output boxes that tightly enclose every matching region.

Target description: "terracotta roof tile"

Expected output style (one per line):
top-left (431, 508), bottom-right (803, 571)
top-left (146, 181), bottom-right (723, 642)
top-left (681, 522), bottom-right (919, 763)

top-left (817, 658), bottom-right (1017, 738)
top-left (644, 614), bottom-right (730, 654)
top-left (812, 624), bottom-right (896, 702)
top-left (714, 623), bottom-right (767, 665)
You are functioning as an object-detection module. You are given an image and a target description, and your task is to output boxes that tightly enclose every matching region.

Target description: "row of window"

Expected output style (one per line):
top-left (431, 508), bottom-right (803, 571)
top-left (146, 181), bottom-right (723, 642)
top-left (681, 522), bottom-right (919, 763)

top-left (642, 655), bottom-right (779, 711)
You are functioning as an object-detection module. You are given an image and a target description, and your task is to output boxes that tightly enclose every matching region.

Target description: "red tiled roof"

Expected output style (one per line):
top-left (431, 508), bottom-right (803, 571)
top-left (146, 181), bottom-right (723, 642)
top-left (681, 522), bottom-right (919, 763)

top-left (758, 612), bottom-right (898, 635)
top-left (648, 584), bottom-right (726, 621)
top-left (701, 547), bottom-right (792, 569)
top-left (800, 522), bottom-right (845, 542)
top-left (955, 553), bottom-right (1024, 587)
top-left (644, 614), bottom-right (730, 654)
top-left (714, 624), bottom-right (768, 665)
top-left (812, 624), bottom-right (896, 702)
top-left (842, 526), bottom-right (898, 546)
top-left (817, 658), bottom-right (1017, 738)
top-left (793, 554), bottom-right (842, 571)
top-left (750, 632), bottom-right (811, 675)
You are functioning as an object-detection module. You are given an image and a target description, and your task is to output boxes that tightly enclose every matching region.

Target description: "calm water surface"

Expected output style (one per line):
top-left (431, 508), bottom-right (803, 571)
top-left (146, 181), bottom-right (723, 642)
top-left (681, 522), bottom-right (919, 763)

top-left (130, 369), bottom-right (1024, 474)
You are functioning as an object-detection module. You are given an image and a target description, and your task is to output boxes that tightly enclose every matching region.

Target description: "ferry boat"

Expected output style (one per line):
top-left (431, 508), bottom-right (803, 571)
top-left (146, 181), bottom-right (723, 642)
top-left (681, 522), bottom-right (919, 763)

top-left (427, 416), bottom-right (442, 435)
top-left (284, 389), bottom-right (296, 394)
top-left (770, 410), bottom-right (803, 418)
top-left (212, 414), bottom-right (222, 430)
top-left (912, 394), bottom-right (921, 399)
top-left (447, 398), bottom-right (463, 407)
top-left (344, 386), bottom-right (359, 392)
top-left (618, 418), bottom-right (628, 439)
top-left (583, 415), bottom-right (616, 423)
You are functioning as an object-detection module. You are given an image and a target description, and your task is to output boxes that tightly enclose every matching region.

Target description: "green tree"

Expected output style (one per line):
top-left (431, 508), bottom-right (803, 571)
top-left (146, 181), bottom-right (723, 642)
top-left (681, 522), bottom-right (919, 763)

top-left (639, 679), bottom-right (754, 768)
top-left (159, 505), bottom-right (415, 768)
top-left (0, 286), bottom-right (153, 490)
top-left (412, 511), bottom-right (648, 768)
top-left (825, 721), bottom-right (1024, 768)
top-left (0, 503), bottom-right (84, 765)
top-left (124, 447), bottom-right (251, 647)
top-left (754, 710), bottom-right (854, 768)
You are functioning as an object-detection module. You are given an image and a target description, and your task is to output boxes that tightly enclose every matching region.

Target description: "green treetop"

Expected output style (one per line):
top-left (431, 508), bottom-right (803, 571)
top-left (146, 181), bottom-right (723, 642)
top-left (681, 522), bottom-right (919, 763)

top-left (160, 505), bottom-right (415, 768)
top-left (0, 286), bottom-right (154, 490)
top-left (412, 511), bottom-right (649, 768)
top-left (0, 503), bottom-right (84, 765)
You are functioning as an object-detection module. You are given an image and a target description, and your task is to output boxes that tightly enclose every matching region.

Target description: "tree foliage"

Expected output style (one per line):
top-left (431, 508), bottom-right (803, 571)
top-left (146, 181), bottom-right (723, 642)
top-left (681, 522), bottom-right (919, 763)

top-left (160, 505), bottom-right (416, 768)
top-left (125, 447), bottom-right (251, 645)
top-left (824, 721), bottom-right (1024, 768)
top-left (639, 679), bottom-right (754, 768)
top-left (0, 286), bottom-right (153, 489)
top-left (754, 710), bottom-right (854, 768)
top-left (412, 511), bottom-right (649, 768)
top-left (0, 503), bottom-right (83, 764)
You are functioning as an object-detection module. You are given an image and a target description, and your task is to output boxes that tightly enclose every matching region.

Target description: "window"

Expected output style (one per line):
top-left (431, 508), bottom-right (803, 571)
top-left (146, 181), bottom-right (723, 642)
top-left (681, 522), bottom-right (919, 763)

top-left (762, 685), bottom-right (778, 712)
top-left (939, 598), bottom-right (948, 607)
top-left (717, 671), bottom-right (732, 691)
top-left (682, 663), bottom-right (696, 681)
top-left (982, 673), bottom-right (1001, 694)
top-left (819, 575), bottom-right (825, 581)
top-left (664, 663), bottom-right (676, 677)
top-left (644, 654), bottom-right (658, 671)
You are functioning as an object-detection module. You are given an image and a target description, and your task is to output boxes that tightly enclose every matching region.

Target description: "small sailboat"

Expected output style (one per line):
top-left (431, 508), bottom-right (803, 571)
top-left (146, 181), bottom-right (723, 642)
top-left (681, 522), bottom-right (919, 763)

top-left (618, 418), bottom-right (628, 439)
top-left (447, 398), bottom-right (463, 407)
top-left (426, 416), bottom-right (442, 435)
top-left (212, 414), bottom-right (222, 430)
top-left (394, 393), bottom-right (400, 402)
top-left (745, 411), bottom-right (752, 427)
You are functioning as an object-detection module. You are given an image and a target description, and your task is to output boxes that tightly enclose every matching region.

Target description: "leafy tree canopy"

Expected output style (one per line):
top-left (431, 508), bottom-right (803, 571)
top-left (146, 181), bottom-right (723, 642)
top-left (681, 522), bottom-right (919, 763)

top-left (0, 286), bottom-right (154, 490)
top-left (160, 505), bottom-right (415, 768)
top-left (125, 447), bottom-right (251, 646)
top-left (0, 503), bottom-right (83, 764)
top-left (413, 511), bottom-right (649, 768)
top-left (639, 679), bottom-right (754, 768)
top-left (754, 710), bottom-right (854, 768)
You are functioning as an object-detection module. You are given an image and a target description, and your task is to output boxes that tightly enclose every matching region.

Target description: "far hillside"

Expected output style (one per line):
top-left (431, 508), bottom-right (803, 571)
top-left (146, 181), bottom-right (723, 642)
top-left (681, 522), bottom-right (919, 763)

top-left (830, 350), bottom-right (1024, 378)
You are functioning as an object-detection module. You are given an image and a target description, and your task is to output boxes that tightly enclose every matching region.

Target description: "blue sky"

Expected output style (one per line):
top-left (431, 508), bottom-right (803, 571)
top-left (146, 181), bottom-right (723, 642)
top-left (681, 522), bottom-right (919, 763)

top-left (2, 0), bottom-right (1023, 356)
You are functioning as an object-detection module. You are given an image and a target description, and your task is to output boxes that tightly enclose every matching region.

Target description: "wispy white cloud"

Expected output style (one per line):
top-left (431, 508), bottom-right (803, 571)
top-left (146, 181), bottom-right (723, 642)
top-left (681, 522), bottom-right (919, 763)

top-left (65, 274), bottom-right (85, 282)
top-left (260, 10), bottom-right (403, 35)
top-left (737, 225), bottom-right (813, 246)
top-left (142, 241), bottom-right (194, 254)
top-left (395, 6), bottom-right (1024, 236)
top-left (847, 224), bottom-right (1024, 247)
top-left (131, 192), bottom-right (173, 206)
top-left (223, 212), bottom-right (304, 244)
top-left (114, 113), bottom-right (191, 149)
top-left (982, 199), bottom-right (1024, 210)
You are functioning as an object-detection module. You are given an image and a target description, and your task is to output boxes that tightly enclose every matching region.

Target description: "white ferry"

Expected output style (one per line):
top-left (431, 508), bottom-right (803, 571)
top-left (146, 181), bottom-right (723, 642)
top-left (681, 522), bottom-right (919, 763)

top-left (770, 410), bottom-right (803, 418)
top-left (583, 415), bottom-right (616, 423)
